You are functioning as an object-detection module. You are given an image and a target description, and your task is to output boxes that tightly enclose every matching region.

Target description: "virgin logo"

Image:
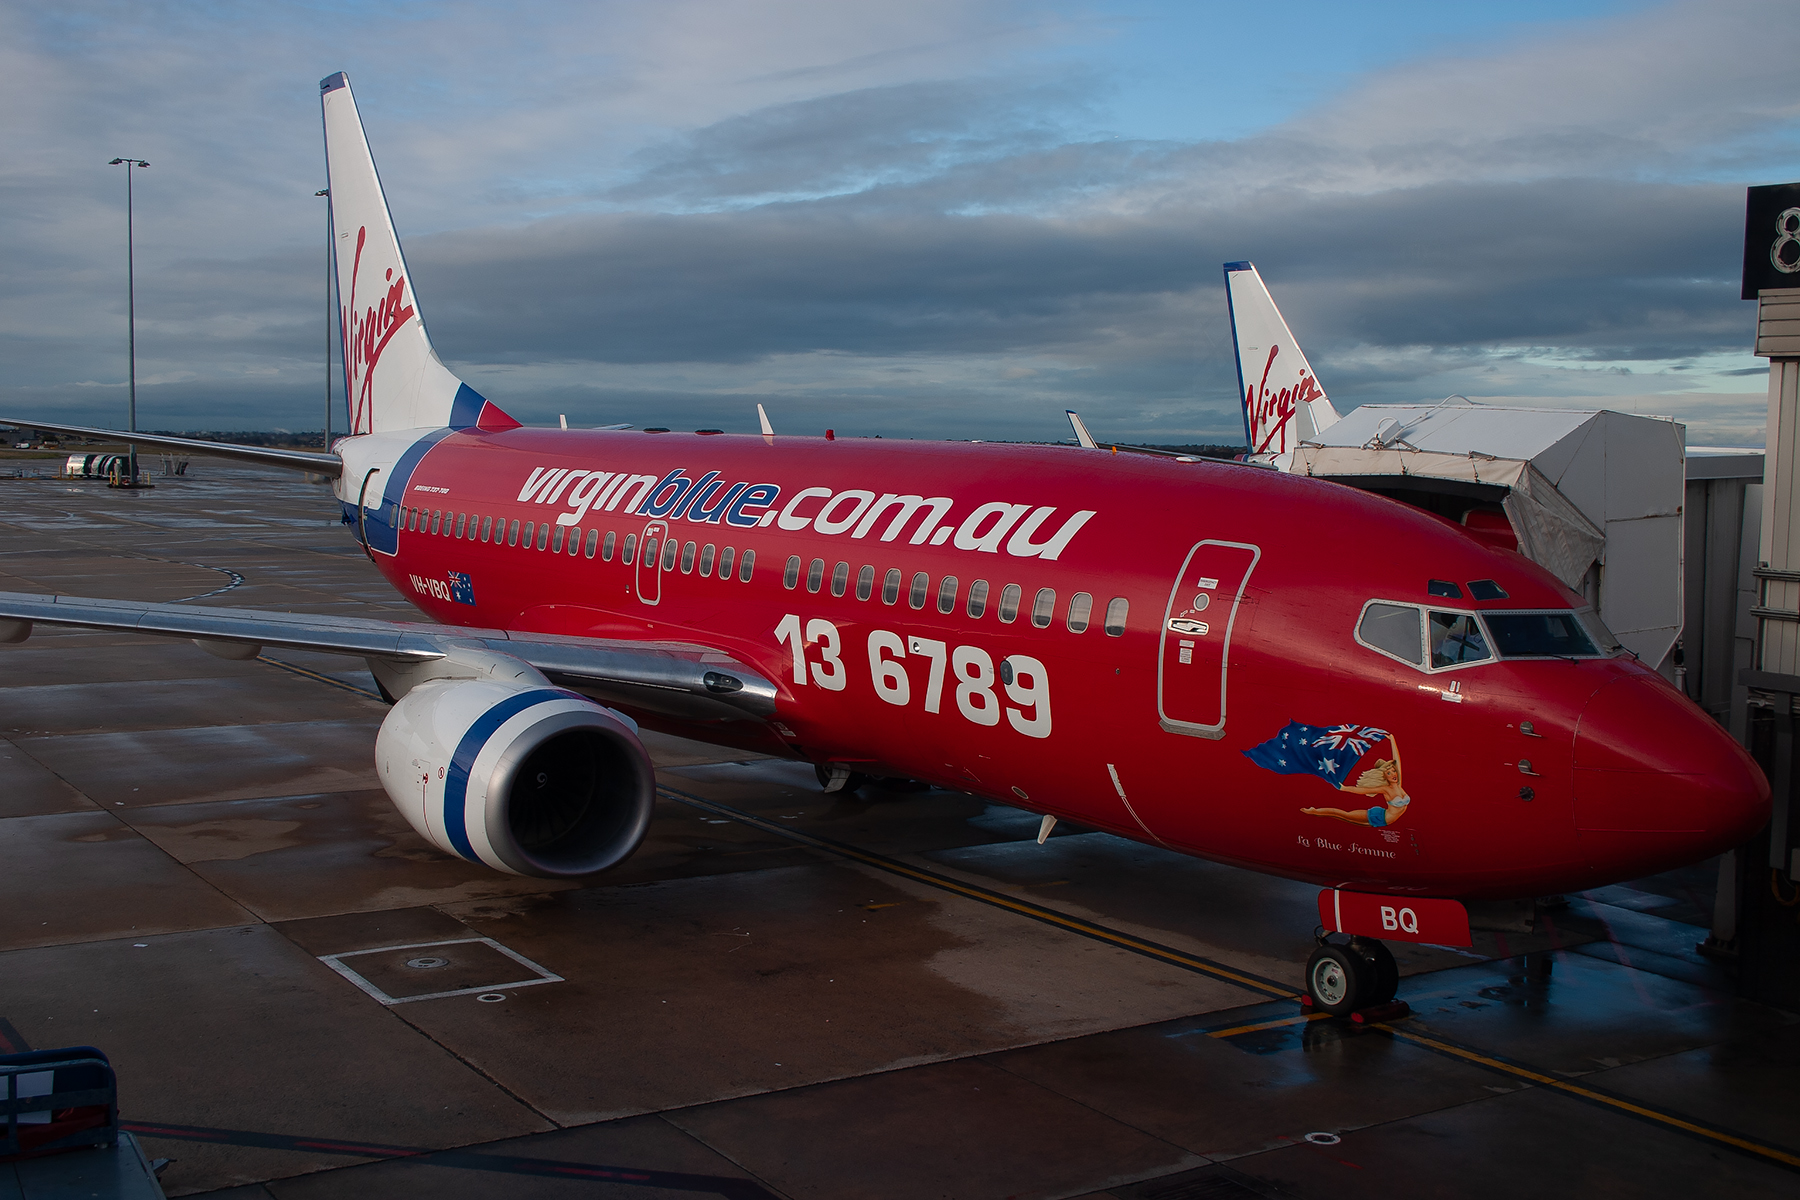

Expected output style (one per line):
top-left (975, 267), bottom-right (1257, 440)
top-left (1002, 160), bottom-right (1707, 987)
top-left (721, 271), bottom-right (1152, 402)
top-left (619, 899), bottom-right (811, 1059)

top-left (342, 226), bottom-right (416, 433)
top-left (1247, 344), bottom-right (1324, 454)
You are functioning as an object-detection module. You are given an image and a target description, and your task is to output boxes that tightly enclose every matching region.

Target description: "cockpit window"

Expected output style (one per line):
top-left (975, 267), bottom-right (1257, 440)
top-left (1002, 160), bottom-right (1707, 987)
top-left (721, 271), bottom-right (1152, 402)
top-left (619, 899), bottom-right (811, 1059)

top-left (1467, 579), bottom-right (1509, 600)
top-left (1428, 579), bottom-right (1462, 598)
top-left (1358, 603), bottom-right (1423, 665)
top-left (1429, 611), bottom-right (1492, 667)
top-left (1578, 608), bottom-right (1623, 654)
top-left (1487, 611), bottom-right (1604, 658)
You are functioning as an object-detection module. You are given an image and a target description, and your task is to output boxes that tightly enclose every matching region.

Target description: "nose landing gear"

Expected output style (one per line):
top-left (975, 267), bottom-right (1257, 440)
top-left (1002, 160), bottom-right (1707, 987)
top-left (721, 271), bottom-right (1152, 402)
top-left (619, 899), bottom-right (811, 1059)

top-left (1304, 934), bottom-right (1403, 1019)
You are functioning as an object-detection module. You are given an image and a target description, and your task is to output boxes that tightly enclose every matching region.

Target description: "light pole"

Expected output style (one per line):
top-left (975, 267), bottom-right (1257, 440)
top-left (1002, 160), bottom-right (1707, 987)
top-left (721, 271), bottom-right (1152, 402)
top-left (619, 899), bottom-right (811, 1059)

top-left (108, 157), bottom-right (149, 485)
top-left (317, 188), bottom-right (332, 452)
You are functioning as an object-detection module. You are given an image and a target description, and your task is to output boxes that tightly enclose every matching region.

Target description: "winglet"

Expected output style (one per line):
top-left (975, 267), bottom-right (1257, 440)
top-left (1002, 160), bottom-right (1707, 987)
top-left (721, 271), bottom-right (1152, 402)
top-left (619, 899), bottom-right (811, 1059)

top-left (1066, 410), bottom-right (1099, 450)
top-left (757, 403), bottom-right (775, 444)
top-left (1224, 261), bottom-right (1340, 456)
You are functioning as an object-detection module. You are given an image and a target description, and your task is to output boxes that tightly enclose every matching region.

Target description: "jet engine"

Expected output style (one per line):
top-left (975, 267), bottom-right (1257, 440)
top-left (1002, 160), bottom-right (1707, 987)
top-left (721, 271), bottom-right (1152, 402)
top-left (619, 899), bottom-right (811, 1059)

top-left (375, 678), bottom-right (655, 877)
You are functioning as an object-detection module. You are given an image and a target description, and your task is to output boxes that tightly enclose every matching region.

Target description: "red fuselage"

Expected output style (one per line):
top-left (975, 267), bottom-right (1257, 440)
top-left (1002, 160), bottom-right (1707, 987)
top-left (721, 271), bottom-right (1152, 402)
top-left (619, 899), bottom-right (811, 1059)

top-left (362, 426), bottom-right (1768, 901)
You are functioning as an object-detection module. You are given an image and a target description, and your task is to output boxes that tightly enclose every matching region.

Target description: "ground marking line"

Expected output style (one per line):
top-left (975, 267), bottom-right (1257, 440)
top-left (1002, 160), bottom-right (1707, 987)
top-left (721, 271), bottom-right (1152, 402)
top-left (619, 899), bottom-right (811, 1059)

top-left (119, 1121), bottom-right (778, 1198)
top-left (1370, 1022), bottom-right (1800, 1171)
top-left (657, 784), bottom-right (1296, 1000)
top-left (660, 786), bottom-right (1800, 1175)
top-left (256, 654), bottom-right (385, 700)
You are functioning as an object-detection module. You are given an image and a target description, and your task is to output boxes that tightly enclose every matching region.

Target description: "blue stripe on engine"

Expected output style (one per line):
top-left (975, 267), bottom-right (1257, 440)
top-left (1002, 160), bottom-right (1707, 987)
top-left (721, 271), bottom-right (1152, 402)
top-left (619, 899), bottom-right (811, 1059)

top-left (440, 688), bottom-right (582, 863)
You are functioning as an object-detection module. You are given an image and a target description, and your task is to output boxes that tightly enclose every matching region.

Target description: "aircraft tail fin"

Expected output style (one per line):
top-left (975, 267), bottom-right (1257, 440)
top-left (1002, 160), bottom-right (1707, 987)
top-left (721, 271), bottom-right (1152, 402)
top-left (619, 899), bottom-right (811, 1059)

top-left (320, 72), bottom-right (516, 436)
top-left (1223, 262), bottom-right (1339, 455)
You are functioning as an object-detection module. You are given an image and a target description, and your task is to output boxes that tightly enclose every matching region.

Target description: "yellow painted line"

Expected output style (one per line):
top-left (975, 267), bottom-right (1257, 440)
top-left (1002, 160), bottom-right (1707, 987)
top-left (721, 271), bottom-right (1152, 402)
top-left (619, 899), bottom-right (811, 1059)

top-left (659, 785), bottom-right (1299, 1001)
top-left (1206, 1013), bottom-right (1330, 1039)
top-left (1378, 1024), bottom-right (1800, 1171)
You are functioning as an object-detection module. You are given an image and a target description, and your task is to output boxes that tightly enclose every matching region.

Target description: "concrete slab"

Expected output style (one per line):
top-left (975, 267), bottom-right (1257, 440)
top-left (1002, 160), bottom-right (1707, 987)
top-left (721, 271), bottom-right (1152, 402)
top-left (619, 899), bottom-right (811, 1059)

top-left (991, 1003), bottom-right (1504, 1161)
top-left (121, 791), bottom-right (576, 922)
top-left (1234, 1083), bottom-right (1797, 1200)
top-left (0, 812), bottom-right (253, 950)
top-left (16, 721), bottom-right (381, 808)
top-left (0, 677), bottom-right (384, 735)
top-left (0, 734), bottom-right (94, 816)
top-left (668, 1057), bottom-right (1202, 1200)
top-left (0, 925), bottom-right (552, 1196)
top-left (416, 859), bottom-right (1252, 1126)
top-left (257, 1116), bottom-right (772, 1200)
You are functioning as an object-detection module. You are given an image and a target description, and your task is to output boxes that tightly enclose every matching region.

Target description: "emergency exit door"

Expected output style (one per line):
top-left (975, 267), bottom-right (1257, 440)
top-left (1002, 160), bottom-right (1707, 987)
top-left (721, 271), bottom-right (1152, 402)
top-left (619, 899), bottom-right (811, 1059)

top-left (1156, 540), bottom-right (1260, 739)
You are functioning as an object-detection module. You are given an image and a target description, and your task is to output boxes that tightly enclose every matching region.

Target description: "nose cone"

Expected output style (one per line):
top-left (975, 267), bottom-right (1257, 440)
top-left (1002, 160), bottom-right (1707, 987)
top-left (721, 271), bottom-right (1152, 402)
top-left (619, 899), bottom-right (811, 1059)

top-left (1573, 676), bottom-right (1769, 862)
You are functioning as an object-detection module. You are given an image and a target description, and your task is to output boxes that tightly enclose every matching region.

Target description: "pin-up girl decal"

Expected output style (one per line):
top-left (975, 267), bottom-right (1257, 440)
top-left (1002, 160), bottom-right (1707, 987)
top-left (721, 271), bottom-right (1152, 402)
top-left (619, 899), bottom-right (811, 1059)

top-left (1244, 721), bottom-right (1414, 827)
top-left (1301, 735), bottom-right (1408, 828)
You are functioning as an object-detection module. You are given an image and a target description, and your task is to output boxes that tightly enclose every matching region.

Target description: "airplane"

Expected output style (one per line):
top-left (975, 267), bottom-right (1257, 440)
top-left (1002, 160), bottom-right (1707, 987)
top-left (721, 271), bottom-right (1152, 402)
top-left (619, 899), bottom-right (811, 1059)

top-left (0, 72), bottom-right (1768, 1018)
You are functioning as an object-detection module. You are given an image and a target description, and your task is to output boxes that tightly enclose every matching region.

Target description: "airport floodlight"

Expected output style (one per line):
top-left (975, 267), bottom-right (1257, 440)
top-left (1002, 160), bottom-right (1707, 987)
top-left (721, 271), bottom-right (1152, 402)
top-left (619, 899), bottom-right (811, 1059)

top-left (107, 157), bottom-right (150, 484)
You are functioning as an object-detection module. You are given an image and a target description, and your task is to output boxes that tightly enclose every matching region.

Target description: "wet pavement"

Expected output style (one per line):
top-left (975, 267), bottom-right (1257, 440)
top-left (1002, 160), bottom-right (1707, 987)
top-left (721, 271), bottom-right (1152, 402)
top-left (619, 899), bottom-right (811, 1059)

top-left (1, 460), bottom-right (1795, 1198)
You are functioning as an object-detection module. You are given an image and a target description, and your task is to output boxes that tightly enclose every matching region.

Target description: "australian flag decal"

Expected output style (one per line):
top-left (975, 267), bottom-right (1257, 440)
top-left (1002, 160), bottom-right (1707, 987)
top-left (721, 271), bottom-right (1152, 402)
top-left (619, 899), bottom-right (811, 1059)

top-left (1245, 721), bottom-right (1390, 785)
top-left (448, 571), bottom-right (476, 606)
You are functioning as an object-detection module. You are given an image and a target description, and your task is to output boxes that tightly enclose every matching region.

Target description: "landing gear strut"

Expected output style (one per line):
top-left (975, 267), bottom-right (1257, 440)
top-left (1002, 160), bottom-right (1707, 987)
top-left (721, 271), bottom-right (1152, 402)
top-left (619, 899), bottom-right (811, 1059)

top-left (1304, 935), bottom-right (1399, 1017)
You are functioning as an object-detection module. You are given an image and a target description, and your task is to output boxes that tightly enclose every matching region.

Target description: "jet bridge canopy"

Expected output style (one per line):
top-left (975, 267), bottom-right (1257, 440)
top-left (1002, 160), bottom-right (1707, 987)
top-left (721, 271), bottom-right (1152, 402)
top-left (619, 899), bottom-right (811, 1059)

top-left (1289, 400), bottom-right (1685, 668)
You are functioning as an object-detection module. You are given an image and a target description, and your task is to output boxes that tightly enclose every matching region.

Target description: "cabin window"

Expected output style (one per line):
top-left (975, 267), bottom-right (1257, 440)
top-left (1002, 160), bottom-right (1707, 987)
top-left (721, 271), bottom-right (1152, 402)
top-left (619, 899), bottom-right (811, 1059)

top-left (455, 513), bottom-right (468, 538)
top-left (1429, 611), bottom-right (1492, 667)
top-left (480, 515), bottom-right (493, 543)
top-left (719, 546), bottom-right (735, 578)
top-left (699, 544), bottom-right (716, 577)
top-left (1428, 579), bottom-right (1462, 599)
top-left (856, 565), bottom-right (875, 601)
top-left (1104, 597), bottom-right (1128, 636)
top-left (552, 525), bottom-right (565, 553)
top-left (967, 579), bottom-right (989, 619)
top-left (621, 533), bottom-right (635, 564)
top-left (584, 529), bottom-right (599, 559)
top-left (569, 527), bottom-right (583, 555)
top-left (909, 571), bottom-right (929, 609)
top-left (409, 507), bottom-right (419, 531)
top-left (1031, 588), bottom-right (1056, 629)
top-left (807, 558), bottom-right (825, 592)
top-left (1067, 592), bottom-right (1092, 633)
top-left (1486, 611), bottom-right (1601, 658)
top-left (602, 530), bottom-right (616, 561)
top-left (937, 576), bottom-right (958, 614)
top-left (882, 568), bottom-right (902, 605)
top-left (430, 510), bottom-right (442, 535)
top-left (998, 583), bottom-right (1022, 623)
top-left (641, 536), bottom-right (658, 567)
top-left (520, 520), bottom-right (534, 547)
top-left (681, 541), bottom-right (697, 574)
top-left (1358, 602), bottom-right (1422, 665)
top-left (538, 524), bottom-right (552, 551)
top-left (661, 538), bottom-right (678, 569)
top-left (831, 561), bottom-right (849, 598)
top-left (784, 555), bottom-right (801, 589)
top-left (507, 519), bottom-right (521, 547)
top-left (739, 548), bottom-right (756, 582)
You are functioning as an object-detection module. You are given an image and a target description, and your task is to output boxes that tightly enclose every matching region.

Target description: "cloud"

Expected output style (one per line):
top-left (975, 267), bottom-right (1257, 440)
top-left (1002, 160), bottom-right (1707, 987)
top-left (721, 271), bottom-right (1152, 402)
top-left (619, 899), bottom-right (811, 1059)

top-left (1, 0), bottom-right (1794, 448)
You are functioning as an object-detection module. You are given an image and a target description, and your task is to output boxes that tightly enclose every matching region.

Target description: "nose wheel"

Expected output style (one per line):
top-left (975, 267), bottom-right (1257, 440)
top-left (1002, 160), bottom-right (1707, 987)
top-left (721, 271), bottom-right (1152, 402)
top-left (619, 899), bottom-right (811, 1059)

top-left (1305, 936), bottom-right (1400, 1017)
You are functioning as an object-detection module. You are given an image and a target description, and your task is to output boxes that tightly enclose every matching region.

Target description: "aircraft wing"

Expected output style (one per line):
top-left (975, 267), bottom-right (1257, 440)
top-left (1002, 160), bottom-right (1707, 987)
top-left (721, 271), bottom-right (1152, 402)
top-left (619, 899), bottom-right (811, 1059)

top-left (0, 416), bottom-right (341, 476)
top-left (0, 590), bottom-right (777, 722)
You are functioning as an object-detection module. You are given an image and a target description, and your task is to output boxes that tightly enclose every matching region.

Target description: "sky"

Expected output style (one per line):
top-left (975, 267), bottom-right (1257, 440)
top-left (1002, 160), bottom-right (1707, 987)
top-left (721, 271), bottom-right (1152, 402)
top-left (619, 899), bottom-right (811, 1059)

top-left (3, 0), bottom-right (1796, 446)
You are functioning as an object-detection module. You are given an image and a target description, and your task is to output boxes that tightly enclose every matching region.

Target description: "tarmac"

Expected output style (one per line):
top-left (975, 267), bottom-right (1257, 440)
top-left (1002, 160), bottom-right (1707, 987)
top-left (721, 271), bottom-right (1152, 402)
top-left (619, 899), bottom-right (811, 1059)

top-left (1, 457), bottom-right (1795, 1199)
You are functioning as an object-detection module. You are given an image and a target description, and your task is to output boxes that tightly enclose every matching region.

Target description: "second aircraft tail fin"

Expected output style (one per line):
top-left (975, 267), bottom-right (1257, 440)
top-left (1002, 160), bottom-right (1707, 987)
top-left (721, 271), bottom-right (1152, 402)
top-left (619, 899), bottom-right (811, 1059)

top-left (321, 72), bottom-right (516, 436)
top-left (1224, 262), bottom-right (1339, 455)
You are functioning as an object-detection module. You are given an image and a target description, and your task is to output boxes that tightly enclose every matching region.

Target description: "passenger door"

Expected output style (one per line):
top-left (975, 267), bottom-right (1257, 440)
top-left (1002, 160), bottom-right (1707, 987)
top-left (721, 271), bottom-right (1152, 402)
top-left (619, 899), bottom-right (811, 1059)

top-left (1156, 540), bottom-right (1260, 739)
top-left (636, 520), bottom-right (665, 606)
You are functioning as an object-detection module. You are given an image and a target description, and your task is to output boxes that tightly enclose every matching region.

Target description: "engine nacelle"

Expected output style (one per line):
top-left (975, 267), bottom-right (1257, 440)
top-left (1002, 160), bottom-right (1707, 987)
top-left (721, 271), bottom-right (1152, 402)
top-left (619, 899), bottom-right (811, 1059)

top-left (375, 679), bottom-right (655, 877)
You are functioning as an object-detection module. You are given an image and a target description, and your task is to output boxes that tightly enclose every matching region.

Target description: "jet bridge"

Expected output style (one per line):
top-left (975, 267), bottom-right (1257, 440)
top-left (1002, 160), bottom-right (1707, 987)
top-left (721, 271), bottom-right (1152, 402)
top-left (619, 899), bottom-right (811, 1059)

top-left (1288, 398), bottom-right (1686, 671)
